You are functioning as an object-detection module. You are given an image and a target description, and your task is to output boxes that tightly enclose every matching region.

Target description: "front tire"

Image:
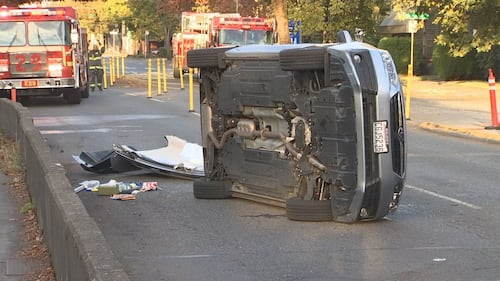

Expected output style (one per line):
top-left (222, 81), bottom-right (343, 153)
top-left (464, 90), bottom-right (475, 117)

top-left (193, 179), bottom-right (232, 199)
top-left (64, 89), bottom-right (81, 104)
top-left (286, 197), bottom-right (333, 221)
top-left (279, 46), bottom-right (328, 71)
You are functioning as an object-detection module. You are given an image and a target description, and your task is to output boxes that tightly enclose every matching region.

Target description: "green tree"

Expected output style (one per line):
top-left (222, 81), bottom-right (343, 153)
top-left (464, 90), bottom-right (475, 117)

top-left (289, 0), bottom-right (390, 44)
top-left (391, 0), bottom-right (500, 57)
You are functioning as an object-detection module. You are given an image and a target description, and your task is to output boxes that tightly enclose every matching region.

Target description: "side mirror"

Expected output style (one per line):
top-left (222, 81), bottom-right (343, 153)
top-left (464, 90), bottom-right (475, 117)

top-left (71, 29), bottom-right (79, 45)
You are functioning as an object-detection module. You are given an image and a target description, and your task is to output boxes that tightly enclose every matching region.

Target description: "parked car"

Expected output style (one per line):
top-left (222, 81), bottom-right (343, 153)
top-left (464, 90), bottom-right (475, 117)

top-left (187, 31), bottom-right (406, 222)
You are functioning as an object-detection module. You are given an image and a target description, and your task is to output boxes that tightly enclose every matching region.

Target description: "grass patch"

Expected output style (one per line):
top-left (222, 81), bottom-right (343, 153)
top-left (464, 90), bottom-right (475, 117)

top-left (0, 136), bottom-right (23, 175)
top-left (21, 202), bottom-right (35, 213)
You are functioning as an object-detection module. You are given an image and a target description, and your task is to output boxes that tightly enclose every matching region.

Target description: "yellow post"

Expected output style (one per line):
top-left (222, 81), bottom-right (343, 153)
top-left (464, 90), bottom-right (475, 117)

top-left (110, 56), bottom-right (114, 86)
top-left (121, 55), bottom-right (125, 77)
top-left (162, 58), bottom-right (168, 93)
top-left (147, 58), bottom-right (152, 98)
top-left (115, 56), bottom-right (120, 79)
top-left (179, 55), bottom-right (184, 90)
top-left (102, 58), bottom-right (108, 89)
top-left (189, 68), bottom-right (194, 112)
top-left (157, 58), bottom-right (161, 96)
top-left (405, 64), bottom-right (413, 120)
top-left (405, 30), bottom-right (415, 120)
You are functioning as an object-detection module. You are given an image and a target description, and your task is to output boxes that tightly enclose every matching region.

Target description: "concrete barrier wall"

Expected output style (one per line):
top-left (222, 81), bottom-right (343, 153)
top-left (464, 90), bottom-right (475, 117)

top-left (0, 99), bottom-right (130, 281)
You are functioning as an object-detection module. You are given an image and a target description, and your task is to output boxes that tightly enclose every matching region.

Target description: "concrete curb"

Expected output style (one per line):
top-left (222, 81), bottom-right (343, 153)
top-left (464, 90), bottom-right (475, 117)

top-left (0, 99), bottom-right (130, 281)
top-left (418, 121), bottom-right (500, 145)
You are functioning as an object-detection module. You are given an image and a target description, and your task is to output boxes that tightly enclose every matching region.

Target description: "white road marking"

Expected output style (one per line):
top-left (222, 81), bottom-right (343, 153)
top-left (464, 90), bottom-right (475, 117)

top-left (148, 98), bottom-right (164, 103)
top-left (190, 112), bottom-right (200, 116)
top-left (33, 114), bottom-right (176, 127)
top-left (40, 128), bottom-right (111, 134)
top-left (406, 184), bottom-right (481, 210)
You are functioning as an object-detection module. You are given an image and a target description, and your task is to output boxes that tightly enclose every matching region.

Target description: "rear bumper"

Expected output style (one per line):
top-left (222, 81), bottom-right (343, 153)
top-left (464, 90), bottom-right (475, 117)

top-left (0, 77), bottom-right (76, 90)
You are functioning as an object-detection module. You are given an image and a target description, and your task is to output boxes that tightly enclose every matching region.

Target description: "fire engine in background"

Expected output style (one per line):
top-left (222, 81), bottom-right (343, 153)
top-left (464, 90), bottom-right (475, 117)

top-left (0, 6), bottom-right (89, 104)
top-left (172, 12), bottom-right (274, 78)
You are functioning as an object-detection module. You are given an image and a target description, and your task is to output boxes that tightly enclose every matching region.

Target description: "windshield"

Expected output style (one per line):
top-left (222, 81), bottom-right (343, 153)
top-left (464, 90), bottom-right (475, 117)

top-left (219, 29), bottom-right (272, 45)
top-left (28, 21), bottom-right (70, 46)
top-left (0, 22), bottom-right (26, 46)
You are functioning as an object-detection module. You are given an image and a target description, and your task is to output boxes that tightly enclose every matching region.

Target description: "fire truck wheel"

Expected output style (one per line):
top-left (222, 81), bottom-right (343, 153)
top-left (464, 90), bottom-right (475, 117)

top-left (64, 90), bottom-right (81, 104)
top-left (81, 84), bottom-right (90, 98)
top-left (286, 197), bottom-right (333, 221)
top-left (187, 47), bottom-right (235, 69)
top-left (193, 179), bottom-right (232, 199)
top-left (279, 46), bottom-right (328, 71)
top-left (173, 67), bottom-right (180, 79)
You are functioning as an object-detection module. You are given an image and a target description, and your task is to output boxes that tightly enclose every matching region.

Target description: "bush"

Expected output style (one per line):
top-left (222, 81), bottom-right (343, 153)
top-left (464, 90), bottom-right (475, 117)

top-left (378, 37), bottom-right (423, 75)
top-left (159, 47), bottom-right (171, 59)
top-left (432, 45), bottom-right (480, 80)
top-left (475, 45), bottom-right (500, 81)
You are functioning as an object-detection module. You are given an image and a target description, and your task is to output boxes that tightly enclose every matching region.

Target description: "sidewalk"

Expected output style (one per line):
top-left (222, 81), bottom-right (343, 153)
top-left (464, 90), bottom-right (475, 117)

top-left (405, 77), bottom-right (500, 144)
top-left (0, 173), bottom-right (29, 280)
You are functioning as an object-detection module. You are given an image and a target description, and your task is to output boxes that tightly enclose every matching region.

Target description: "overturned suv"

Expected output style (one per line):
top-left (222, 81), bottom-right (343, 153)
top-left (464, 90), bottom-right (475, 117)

top-left (187, 31), bottom-right (406, 223)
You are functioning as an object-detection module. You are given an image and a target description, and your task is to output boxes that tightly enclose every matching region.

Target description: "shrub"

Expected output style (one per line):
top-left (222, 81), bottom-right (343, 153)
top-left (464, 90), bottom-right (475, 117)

top-left (378, 36), bottom-right (423, 75)
top-left (432, 45), bottom-right (480, 80)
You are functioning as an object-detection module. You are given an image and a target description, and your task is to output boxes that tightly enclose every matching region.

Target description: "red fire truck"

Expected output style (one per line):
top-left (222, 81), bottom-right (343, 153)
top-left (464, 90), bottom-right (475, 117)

top-left (208, 15), bottom-right (275, 46)
top-left (172, 12), bottom-right (274, 78)
top-left (0, 6), bottom-right (89, 104)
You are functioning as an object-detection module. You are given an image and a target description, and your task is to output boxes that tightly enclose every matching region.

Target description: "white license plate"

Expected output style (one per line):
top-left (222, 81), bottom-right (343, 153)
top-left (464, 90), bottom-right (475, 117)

top-left (373, 121), bottom-right (389, 153)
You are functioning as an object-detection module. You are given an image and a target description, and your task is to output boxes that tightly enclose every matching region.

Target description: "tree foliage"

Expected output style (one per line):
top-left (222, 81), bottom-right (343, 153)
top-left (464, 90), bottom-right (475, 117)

top-left (288, 0), bottom-right (390, 44)
top-left (49, 0), bottom-right (131, 36)
top-left (391, 0), bottom-right (500, 57)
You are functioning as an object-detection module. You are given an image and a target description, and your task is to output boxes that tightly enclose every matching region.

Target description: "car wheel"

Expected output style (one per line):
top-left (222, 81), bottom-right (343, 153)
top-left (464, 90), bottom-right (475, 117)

top-left (187, 47), bottom-right (235, 69)
top-left (286, 197), bottom-right (333, 221)
top-left (279, 46), bottom-right (328, 71)
top-left (193, 179), bottom-right (232, 199)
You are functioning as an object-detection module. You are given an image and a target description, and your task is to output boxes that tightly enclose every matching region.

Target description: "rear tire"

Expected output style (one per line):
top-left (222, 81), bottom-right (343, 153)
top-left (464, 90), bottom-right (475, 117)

top-left (279, 46), bottom-right (328, 71)
top-left (187, 47), bottom-right (235, 69)
top-left (286, 197), bottom-right (333, 221)
top-left (193, 179), bottom-right (232, 199)
top-left (173, 67), bottom-right (180, 79)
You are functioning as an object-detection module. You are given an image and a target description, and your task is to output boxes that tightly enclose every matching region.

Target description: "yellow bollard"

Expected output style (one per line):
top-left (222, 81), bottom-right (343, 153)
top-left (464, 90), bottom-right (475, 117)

top-left (189, 68), bottom-right (194, 112)
top-left (102, 58), bottom-right (108, 89)
top-left (157, 58), bottom-right (161, 96)
top-left (115, 56), bottom-right (120, 79)
top-left (110, 57), bottom-right (114, 86)
top-left (405, 64), bottom-right (413, 120)
top-left (121, 55), bottom-right (125, 77)
top-left (162, 58), bottom-right (168, 93)
top-left (147, 58), bottom-right (152, 99)
top-left (179, 55), bottom-right (184, 90)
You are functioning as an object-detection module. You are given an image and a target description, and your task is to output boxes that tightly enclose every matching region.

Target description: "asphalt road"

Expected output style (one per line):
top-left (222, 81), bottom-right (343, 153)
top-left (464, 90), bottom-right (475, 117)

top-left (25, 60), bottom-right (500, 281)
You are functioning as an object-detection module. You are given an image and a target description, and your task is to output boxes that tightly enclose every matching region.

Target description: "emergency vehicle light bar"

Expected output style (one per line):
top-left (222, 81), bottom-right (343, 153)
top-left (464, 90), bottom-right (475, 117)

top-left (0, 7), bottom-right (65, 17)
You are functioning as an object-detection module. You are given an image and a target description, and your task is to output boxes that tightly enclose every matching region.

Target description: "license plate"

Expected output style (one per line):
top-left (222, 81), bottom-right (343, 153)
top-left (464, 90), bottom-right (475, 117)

top-left (373, 121), bottom-right (389, 153)
top-left (22, 80), bottom-right (38, 87)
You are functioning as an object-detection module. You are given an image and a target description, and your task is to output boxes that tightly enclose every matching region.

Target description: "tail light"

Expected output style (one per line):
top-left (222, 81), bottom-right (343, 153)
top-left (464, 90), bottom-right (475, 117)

top-left (0, 53), bottom-right (9, 72)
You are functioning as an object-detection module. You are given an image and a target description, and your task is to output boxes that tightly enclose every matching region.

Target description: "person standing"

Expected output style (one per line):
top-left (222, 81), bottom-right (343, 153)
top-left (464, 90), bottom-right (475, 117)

top-left (89, 44), bottom-right (103, 91)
